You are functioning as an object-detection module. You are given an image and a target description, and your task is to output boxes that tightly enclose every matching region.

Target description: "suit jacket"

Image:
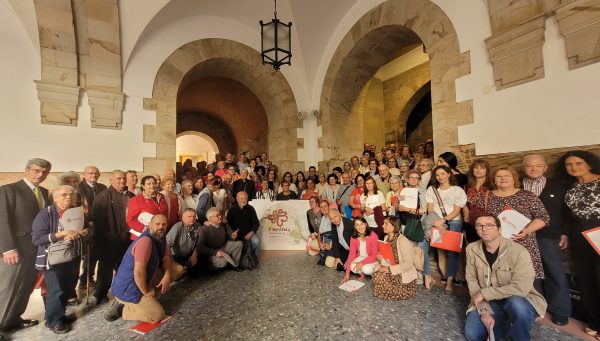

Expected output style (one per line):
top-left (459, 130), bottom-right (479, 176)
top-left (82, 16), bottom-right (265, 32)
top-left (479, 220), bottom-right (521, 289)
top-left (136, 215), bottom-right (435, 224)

top-left (0, 180), bottom-right (49, 253)
top-left (537, 178), bottom-right (572, 240)
top-left (91, 186), bottom-right (134, 247)
top-left (331, 217), bottom-right (354, 259)
top-left (78, 180), bottom-right (107, 213)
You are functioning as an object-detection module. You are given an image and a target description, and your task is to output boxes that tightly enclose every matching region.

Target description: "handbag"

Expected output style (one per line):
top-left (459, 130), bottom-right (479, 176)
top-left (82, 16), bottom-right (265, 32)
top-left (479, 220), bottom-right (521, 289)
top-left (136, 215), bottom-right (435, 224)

top-left (46, 206), bottom-right (82, 266)
top-left (48, 238), bottom-right (82, 266)
top-left (403, 197), bottom-right (424, 242)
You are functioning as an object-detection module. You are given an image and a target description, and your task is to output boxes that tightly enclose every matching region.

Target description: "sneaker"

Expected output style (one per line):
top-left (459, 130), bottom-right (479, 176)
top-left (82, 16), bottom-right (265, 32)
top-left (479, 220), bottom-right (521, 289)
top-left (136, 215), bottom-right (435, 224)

top-left (104, 301), bottom-right (124, 322)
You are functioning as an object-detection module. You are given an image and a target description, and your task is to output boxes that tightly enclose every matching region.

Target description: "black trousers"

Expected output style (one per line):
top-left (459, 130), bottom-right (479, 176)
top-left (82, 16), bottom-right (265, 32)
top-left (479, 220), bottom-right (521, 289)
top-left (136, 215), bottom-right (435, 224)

top-left (536, 237), bottom-right (572, 318)
top-left (94, 241), bottom-right (129, 299)
top-left (571, 232), bottom-right (600, 330)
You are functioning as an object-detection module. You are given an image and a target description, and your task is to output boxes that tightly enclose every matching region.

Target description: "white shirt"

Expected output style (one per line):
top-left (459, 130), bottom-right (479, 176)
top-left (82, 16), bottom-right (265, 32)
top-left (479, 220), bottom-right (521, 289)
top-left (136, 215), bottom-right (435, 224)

top-left (426, 186), bottom-right (467, 221)
top-left (360, 190), bottom-right (385, 227)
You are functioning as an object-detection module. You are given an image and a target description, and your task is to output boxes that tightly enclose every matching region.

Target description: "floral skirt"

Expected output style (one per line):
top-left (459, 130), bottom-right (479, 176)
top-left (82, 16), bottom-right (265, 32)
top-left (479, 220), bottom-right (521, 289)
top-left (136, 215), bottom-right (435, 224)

top-left (372, 271), bottom-right (417, 300)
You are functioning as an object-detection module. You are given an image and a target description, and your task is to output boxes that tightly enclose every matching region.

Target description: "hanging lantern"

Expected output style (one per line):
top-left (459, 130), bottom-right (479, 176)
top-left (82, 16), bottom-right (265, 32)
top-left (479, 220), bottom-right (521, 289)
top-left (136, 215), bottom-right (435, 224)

top-left (259, 0), bottom-right (292, 71)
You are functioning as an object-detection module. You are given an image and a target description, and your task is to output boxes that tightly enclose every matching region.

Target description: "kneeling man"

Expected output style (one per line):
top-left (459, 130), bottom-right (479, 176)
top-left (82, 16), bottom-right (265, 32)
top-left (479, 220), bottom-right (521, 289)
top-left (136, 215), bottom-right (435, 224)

top-left (166, 208), bottom-right (202, 279)
top-left (197, 208), bottom-right (243, 270)
top-left (464, 214), bottom-right (547, 341)
top-left (105, 214), bottom-right (172, 323)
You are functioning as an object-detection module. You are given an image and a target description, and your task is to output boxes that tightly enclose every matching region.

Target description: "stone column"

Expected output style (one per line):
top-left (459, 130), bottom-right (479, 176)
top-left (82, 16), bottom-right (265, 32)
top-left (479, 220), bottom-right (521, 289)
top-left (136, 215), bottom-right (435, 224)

top-left (33, 0), bottom-right (80, 126)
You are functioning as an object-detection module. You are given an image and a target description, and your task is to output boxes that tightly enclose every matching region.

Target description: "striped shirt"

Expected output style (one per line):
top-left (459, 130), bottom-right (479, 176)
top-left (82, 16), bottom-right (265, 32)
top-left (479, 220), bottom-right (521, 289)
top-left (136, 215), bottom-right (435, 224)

top-left (522, 176), bottom-right (547, 197)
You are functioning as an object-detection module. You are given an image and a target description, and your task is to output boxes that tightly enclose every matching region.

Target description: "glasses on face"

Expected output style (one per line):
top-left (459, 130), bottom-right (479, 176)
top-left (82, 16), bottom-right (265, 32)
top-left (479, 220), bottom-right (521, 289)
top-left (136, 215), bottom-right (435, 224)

top-left (474, 223), bottom-right (497, 231)
top-left (408, 176), bottom-right (420, 180)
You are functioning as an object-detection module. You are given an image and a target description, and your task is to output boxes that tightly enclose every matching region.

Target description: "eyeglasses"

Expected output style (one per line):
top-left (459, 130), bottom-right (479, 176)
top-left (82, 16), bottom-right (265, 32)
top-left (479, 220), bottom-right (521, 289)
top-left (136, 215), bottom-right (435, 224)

top-left (474, 223), bottom-right (497, 231)
top-left (408, 176), bottom-right (420, 179)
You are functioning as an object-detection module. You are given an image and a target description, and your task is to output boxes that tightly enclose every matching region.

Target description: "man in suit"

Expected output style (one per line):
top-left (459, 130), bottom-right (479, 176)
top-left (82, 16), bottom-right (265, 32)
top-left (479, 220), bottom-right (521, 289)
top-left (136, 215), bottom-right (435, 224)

top-left (0, 158), bottom-right (51, 338)
top-left (78, 166), bottom-right (107, 288)
top-left (522, 154), bottom-right (572, 326)
top-left (329, 209), bottom-right (353, 271)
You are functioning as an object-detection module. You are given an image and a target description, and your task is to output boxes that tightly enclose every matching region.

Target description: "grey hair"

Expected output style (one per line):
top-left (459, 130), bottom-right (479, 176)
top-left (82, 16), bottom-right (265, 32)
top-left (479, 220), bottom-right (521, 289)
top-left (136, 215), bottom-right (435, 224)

top-left (421, 158), bottom-right (435, 169)
top-left (390, 175), bottom-right (401, 183)
top-left (57, 171), bottom-right (80, 186)
top-left (206, 207), bottom-right (220, 219)
top-left (523, 154), bottom-right (546, 165)
top-left (183, 207), bottom-right (197, 215)
top-left (181, 179), bottom-right (193, 187)
top-left (398, 160), bottom-right (410, 167)
top-left (110, 169), bottom-right (125, 179)
top-left (52, 185), bottom-right (75, 196)
top-left (26, 158), bottom-right (51, 170)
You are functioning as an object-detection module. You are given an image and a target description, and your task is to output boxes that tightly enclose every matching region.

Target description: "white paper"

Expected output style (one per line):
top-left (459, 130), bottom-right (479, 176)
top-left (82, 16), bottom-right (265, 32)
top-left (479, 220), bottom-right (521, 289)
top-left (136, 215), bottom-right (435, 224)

top-left (498, 209), bottom-right (531, 239)
top-left (399, 187), bottom-right (419, 209)
top-left (582, 228), bottom-right (600, 255)
top-left (138, 212), bottom-right (154, 226)
top-left (431, 228), bottom-right (443, 244)
top-left (60, 207), bottom-right (84, 231)
top-left (339, 280), bottom-right (365, 292)
top-left (221, 253), bottom-right (237, 267)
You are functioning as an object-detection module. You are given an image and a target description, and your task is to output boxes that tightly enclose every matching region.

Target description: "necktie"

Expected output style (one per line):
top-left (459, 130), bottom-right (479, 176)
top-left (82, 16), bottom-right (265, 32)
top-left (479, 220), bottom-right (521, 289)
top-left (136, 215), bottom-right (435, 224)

top-left (33, 186), bottom-right (43, 209)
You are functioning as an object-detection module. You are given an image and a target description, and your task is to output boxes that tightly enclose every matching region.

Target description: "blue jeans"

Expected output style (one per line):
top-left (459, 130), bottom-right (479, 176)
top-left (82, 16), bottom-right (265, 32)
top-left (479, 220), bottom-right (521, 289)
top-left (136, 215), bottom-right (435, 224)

top-left (251, 234), bottom-right (260, 262)
top-left (417, 240), bottom-right (431, 275)
top-left (43, 261), bottom-right (75, 327)
top-left (464, 296), bottom-right (537, 341)
top-left (446, 220), bottom-right (462, 278)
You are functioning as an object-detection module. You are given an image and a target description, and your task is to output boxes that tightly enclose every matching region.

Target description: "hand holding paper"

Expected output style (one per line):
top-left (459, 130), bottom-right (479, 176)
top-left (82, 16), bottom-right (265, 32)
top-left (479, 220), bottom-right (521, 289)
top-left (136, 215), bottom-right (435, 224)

top-left (399, 188), bottom-right (419, 209)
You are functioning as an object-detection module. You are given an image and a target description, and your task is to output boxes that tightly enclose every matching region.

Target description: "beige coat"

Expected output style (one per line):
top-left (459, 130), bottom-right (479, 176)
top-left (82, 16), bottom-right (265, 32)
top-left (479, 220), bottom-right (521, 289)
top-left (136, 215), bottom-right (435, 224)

top-left (465, 237), bottom-right (547, 317)
top-left (385, 234), bottom-right (418, 284)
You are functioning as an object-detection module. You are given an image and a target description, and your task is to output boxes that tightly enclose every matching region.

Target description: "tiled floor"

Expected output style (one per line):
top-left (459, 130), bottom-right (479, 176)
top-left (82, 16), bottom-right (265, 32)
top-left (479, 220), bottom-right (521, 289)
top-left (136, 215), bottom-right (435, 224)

top-left (6, 251), bottom-right (592, 340)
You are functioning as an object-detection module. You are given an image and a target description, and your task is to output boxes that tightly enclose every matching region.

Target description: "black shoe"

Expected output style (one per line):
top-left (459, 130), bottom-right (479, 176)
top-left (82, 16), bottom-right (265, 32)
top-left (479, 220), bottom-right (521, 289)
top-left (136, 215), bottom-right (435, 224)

top-left (552, 315), bottom-right (569, 326)
top-left (67, 298), bottom-right (81, 306)
top-left (0, 319), bottom-right (39, 332)
top-left (48, 323), bottom-right (69, 334)
top-left (316, 258), bottom-right (325, 266)
top-left (441, 276), bottom-right (448, 283)
top-left (104, 301), bottom-right (124, 322)
top-left (452, 279), bottom-right (463, 286)
top-left (95, 296), bottom-right (109, 304)
top-left (233, 267), bottom-right (245, 272)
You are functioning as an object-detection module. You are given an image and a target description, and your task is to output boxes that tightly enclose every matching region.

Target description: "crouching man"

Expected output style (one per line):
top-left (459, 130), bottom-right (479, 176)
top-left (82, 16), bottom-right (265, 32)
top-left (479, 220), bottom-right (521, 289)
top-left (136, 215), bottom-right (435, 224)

top-left (105, 214), bottom-right (172, 323)
top-left (166, 208), bottom-right (202, 279)
top-left (464, 214), bottom-right (547, 341)
top-left (197, 207), bottom-right (243, 270)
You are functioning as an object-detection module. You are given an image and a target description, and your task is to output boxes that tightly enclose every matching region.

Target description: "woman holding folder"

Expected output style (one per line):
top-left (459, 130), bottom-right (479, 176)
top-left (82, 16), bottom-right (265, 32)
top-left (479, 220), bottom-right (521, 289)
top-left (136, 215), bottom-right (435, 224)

top-left (426, 165), bottom-right (467, 294)
top-left (557, 150), bottom-right (600, 337)
top-left (483, 167), bottom-right (549, 288)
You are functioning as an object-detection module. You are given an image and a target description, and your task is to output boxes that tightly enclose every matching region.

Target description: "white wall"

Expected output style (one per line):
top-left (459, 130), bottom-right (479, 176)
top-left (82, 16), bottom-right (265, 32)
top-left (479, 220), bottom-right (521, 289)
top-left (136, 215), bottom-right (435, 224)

top-left (176, 133), bottom-right (218, 164)
top-left (434, 0), bottom-right (600, 155)
top-left (0, 4), bottom-right (155, 172)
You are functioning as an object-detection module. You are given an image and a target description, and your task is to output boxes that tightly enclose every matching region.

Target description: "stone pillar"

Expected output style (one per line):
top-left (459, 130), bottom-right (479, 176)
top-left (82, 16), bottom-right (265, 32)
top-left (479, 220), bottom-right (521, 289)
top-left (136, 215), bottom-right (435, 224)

top-left (34, 81), bottom-right (81, 126)
top-left (33, 0), bottom-right (80, 126)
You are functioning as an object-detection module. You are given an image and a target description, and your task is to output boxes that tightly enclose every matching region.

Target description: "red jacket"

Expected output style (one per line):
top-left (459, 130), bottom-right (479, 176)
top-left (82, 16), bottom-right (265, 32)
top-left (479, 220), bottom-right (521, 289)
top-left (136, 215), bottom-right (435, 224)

top-left (345, 232), bottom-right (379, 275)
top-left (126, 193), bottom-right (168, 240)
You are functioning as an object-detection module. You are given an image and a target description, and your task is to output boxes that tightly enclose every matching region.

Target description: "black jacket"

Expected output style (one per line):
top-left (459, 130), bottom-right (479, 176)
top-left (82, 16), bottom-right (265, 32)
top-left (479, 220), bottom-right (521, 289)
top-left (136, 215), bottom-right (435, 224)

top-left (78, 180), bottom-right (107, 212)
top-left (0, 180), bottom-right (49, 253)
top-left (232, 179), bottom-right (256, 202)
top-left (331, 217), bottom-right (353, 259)
top-left (91, 186), bottom-right (134, 246)
top-left (537, 178), bottom-right (572, 240)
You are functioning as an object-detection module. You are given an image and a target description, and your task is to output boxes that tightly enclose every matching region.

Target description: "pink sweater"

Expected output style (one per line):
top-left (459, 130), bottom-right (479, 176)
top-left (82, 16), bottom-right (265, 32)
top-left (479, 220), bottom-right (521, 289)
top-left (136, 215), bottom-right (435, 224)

top-left (345, 232), bottom-right (379, 275)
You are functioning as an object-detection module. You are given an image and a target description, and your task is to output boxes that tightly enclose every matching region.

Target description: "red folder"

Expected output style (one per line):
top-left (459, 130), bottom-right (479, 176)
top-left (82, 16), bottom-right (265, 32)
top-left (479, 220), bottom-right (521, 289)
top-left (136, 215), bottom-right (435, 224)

top-left (378, 241), bottom-right (396, 265)
top-left (390, 196), bottom-right (398, 207)
top-left (129, 315), bottom-right (172, 335)
top-left (429, 228), bottom-right (463, 253)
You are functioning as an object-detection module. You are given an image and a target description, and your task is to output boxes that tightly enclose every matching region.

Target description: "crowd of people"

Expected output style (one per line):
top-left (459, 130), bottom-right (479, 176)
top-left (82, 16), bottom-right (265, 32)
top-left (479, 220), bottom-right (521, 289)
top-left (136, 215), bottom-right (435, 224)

top-left (0, 140), bottom-right (599, 340)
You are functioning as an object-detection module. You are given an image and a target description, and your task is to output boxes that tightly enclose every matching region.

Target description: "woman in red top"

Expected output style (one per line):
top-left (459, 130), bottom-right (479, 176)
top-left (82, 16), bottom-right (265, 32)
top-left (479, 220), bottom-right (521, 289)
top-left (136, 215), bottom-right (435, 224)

top-left (161, 177), bottom-right (183, 228)
top-left (127, 175), bottom-right (168, 240)
top-left (342, 217), bottom-right (380, 282)
top-left (348, 174), bottom-right (365, 218)
top-left (463, 158), bottom-right (492, 242)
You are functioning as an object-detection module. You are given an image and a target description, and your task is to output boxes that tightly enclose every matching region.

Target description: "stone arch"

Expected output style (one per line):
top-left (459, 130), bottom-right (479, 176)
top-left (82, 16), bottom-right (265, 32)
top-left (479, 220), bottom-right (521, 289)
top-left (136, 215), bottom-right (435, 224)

top-left (177, 131), bottom-right (220, 154)
top-left (320, 0), bottom-right (471, 165)
top-left (397, 81), bottom-right (431, 141)
top-left (143, 39), bottom-right (301, 173)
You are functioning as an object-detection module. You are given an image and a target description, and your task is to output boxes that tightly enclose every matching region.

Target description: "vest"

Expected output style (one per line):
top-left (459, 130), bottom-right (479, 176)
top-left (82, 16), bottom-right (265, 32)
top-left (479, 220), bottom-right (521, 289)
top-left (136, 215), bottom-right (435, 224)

top-left (111, 229), bottom-right (164, 303)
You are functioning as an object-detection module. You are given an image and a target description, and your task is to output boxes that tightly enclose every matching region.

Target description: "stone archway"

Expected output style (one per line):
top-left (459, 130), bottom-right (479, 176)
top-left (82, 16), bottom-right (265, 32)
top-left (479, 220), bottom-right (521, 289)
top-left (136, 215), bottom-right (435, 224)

top-left (143, 39), bottom-right (301, 173)
top-left (320, 0), bottom-right (471, 165)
